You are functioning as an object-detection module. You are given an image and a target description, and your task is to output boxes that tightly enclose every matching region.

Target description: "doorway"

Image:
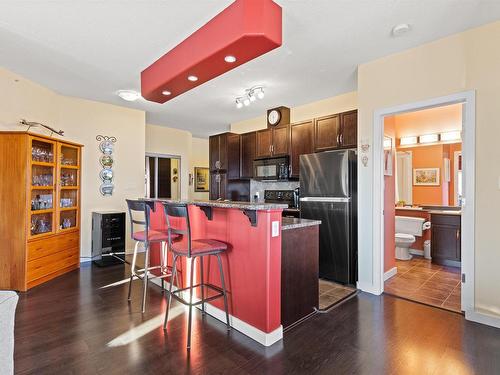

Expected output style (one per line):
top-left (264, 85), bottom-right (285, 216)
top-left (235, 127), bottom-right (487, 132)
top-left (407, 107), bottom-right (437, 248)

top-left (145, 153), bottom-right (181, 199)
top-left (371, 91), bottom-right (475, 317)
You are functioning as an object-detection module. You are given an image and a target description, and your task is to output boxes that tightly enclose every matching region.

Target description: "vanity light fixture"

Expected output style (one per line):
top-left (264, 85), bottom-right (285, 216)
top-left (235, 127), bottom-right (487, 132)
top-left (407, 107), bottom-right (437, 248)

top-left (116, 90), bottom-right (141, 102)
top-left (419, 133), bottom-right (439, 144)
top-left (440, 131), bottom-right (461, 142)
top-left (235, 86), bottom-right (265, 108)
top-left (399, 136), bottom-right (418, 146)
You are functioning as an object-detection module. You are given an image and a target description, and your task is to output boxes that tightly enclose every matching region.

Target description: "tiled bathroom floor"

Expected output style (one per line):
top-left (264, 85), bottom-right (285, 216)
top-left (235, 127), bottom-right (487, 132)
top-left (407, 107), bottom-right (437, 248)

top-left (319, 279), bottom-right (356, 310)
top-left (384, 257), bottom-right (461, 313)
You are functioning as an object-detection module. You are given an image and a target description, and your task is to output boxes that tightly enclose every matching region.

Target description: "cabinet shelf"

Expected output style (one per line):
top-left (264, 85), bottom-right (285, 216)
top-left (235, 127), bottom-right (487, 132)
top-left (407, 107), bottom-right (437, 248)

top-left (60, 186), bottom-right (79, 190)
top-left (60, 165), bottom-right (79, 170)
top-left (60, 206), bottom-right (78, 212)
top-left (31, 209), bottom-right (54, 215)
top-left (31, 185), bottom-right (55, 190)
top-left (32, 161), bottom-right (55, 167)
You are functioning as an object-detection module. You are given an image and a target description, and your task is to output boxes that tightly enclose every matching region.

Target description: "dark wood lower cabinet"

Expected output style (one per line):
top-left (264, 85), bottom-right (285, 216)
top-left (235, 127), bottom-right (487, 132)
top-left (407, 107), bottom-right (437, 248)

top-left (431, 214), bottom-right (461, 267)
top-left (281, 225), bottom-right (319, 328)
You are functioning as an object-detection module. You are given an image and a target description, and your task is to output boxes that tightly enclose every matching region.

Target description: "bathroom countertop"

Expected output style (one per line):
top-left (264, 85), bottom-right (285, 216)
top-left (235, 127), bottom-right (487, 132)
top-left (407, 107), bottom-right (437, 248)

top-left (428, 210), bottom-right (462, 216)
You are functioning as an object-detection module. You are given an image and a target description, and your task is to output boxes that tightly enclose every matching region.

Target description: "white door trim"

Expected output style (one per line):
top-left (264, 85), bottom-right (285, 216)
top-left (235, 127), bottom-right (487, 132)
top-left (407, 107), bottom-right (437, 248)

top-left (454, 150), bottom-right (462, 206)
top-left (370, 90), bottom-right (475, 319)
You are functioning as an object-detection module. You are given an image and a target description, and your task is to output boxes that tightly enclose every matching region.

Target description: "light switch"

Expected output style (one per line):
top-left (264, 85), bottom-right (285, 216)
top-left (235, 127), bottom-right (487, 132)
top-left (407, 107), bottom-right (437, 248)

top-left (272, 221), bottom-right (280, 237)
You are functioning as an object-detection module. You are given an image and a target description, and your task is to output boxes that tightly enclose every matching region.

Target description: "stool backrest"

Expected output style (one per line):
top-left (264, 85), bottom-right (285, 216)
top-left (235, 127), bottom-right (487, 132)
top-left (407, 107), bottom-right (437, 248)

top-left (162, 202), bottom-right (192, 257)
top-left (126, 199), bottom-right (155, 241)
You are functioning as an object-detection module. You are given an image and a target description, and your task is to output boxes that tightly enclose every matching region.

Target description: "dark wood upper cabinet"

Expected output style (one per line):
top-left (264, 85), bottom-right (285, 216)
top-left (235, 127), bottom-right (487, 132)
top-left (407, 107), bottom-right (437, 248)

top-left (272, 124), bottom-right (290, 156)
top-left (255, 129), bottom-right (273, 158)
top-left (290, 120), bottom-right (314, 177)
top-left (314, 114), bottom-right (341, 151)
top-left (340, 110), bottom-right (357, 148)
top-left (240, 132), bottom-right (256, 179)
top-left (209, 135), bottom-right (220, 171)
top-left (226, 133), bottom-right (240, 180)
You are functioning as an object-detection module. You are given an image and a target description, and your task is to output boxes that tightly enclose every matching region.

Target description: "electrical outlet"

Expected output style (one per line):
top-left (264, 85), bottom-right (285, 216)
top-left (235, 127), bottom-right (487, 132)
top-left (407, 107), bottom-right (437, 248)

top-left (272, 221), bottom-right (280, 237)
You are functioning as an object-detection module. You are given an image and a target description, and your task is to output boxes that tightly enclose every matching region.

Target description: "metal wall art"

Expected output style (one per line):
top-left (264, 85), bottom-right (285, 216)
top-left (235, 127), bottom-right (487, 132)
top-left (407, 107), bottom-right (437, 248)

top-left (20, 119), bottom-right (64, 136)
top-left (96, 135), bottom-right (116, 196)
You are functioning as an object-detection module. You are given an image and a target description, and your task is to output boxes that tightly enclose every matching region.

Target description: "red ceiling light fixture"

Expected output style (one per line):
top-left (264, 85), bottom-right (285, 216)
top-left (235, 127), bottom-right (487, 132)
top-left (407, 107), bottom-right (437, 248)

top-left (141, 0), bottom-right (282, 104)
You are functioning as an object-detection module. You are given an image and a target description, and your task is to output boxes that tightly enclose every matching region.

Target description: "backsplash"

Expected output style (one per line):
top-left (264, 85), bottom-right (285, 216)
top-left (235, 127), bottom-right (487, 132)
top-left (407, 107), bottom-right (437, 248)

top-left (250, 180), bottom-right (299, 202)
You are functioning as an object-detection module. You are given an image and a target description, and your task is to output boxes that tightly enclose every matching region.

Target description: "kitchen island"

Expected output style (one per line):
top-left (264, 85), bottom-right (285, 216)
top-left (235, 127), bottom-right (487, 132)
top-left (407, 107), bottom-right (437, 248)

top-left (146, 199), bottom-right (287, 346)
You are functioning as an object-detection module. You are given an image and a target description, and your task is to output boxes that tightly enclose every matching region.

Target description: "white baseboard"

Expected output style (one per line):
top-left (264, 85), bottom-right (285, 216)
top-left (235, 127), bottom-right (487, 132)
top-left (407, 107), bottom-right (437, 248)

top-left (384, 267), bottom-right (397, 281)
top-left (409, 249), bottom-right (424, 256)
top-left (149, 278), bottom-right (283, 346)
top-left (466, 310), bottom-right (500, 329)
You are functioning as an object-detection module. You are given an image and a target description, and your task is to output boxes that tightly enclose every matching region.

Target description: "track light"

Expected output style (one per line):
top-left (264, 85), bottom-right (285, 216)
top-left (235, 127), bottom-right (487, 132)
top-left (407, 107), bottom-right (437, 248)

top-left (234, 86), bottom-right (265, 108)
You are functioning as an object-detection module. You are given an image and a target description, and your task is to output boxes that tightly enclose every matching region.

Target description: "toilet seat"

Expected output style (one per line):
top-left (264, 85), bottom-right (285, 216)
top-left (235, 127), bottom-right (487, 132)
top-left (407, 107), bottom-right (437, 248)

top-left (395, 233), bottom-right (415, 243)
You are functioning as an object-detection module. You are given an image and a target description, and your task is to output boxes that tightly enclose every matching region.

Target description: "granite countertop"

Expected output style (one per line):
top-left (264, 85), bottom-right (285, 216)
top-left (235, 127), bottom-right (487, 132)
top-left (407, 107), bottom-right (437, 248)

top-left (143, 198), bottom-right (288, 211)
top-left (282, 217), bottom-right (321, 231)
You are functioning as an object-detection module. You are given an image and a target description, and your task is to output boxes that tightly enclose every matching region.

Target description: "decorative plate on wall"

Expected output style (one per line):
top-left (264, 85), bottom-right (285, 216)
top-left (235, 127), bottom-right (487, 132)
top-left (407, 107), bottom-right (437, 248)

top-left (96, 135), bottom-right (117, 196)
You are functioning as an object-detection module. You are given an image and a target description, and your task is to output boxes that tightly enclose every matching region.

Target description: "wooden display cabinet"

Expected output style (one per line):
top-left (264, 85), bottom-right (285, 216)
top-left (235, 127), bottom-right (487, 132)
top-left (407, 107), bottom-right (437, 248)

top-left (0, 131), bottom-right (82, 291)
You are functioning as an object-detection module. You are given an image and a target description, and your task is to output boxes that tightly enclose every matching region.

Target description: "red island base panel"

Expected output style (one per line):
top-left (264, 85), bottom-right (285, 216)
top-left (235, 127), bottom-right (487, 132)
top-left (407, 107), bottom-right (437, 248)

top-left (148, 202), bottom-right (283, 346)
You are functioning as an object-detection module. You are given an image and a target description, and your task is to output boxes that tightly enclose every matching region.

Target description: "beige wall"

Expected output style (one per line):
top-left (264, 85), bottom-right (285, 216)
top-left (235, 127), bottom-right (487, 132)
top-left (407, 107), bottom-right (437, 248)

top-left (358, 21), bottom-right (500, 318)
top-left (230, 91), bottom-right (358, 133)
top-left (145, 124), bottom-right (209, 201)
top-left (0, 67), bottom-right (146, 258)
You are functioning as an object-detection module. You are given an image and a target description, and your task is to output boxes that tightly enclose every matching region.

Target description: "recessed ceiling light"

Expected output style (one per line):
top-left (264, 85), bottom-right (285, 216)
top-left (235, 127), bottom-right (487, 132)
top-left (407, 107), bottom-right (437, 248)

top-left (188, 75), bottom-right (198, 82)
top-left (224, 55), bottom-right (237, 63)
top-left (392, 23), bottom-right (411, 37)
top-left (116, 90), bottom-right (140, 102)
top-left (162, 90), bottom-right (171, 96)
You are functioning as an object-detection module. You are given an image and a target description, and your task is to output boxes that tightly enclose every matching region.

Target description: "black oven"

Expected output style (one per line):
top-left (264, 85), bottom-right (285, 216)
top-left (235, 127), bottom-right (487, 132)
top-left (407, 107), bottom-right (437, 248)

top-left (253, 156), bottom-right (289, 180)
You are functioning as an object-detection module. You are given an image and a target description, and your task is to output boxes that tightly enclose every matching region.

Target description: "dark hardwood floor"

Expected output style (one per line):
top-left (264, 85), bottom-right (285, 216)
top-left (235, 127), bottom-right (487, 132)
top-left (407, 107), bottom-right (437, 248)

top-left (14, 262), bottom-right (500, 375)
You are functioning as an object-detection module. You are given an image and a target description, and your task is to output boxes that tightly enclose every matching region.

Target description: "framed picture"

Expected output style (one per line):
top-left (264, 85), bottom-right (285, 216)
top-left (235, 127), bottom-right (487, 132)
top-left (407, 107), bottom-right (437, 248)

top-left (194, 167), bottom-right (209, 192)
top-left (383, 136), bottom-right (393, 176)
top-left (413, 168), bottom-right (440, 186)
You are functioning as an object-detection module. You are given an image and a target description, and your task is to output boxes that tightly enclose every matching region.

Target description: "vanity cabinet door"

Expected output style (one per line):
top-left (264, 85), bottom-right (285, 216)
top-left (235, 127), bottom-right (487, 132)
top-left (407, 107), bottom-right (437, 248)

top-left (431, 214), bottom-right (461, 267)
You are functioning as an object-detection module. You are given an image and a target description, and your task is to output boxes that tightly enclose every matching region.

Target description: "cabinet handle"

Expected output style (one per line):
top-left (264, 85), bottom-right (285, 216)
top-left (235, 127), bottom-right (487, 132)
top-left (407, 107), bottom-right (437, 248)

top-left (272, 145), bottom-right (274, 153)
top-left (340, 134), bottom-right (343, 144)
top-left (456, 229), bottom-right (460, 240)
top-left (336, 134), bottom-right (340, 144)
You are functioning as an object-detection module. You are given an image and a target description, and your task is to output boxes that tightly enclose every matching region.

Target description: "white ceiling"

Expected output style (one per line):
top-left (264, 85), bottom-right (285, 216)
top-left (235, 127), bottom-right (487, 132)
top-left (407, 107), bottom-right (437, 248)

top-left (1, 1), bottom-right (500, 137)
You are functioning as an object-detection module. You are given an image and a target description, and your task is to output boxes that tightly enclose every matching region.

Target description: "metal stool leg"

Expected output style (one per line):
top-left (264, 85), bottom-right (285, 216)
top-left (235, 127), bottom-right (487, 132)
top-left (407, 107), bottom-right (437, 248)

top-left (216, 254), bottom-right (231, 331)
top-left (128, 241), bottom-right (140, 301)
top-left (200, 256), bottom-right (205, 315)
top-left (187, 256), bottom-right (196, 349)
top-left (164, 254), bottom-right (178, 330)
top-left (141, 241), bottom-right (150, 313)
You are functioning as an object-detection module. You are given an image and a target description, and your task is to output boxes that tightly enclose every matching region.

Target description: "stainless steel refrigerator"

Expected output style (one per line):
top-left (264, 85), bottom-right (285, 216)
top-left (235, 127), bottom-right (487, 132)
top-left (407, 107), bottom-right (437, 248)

top-left (300, 150), bottom-right (357, 285)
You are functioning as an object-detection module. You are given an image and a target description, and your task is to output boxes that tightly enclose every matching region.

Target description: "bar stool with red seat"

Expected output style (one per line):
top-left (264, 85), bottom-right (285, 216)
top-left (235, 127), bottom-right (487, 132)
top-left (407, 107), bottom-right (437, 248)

top-left (126, 199), bottom-right (174, 313)
top-left (162, 202), bottom-right (230, 349)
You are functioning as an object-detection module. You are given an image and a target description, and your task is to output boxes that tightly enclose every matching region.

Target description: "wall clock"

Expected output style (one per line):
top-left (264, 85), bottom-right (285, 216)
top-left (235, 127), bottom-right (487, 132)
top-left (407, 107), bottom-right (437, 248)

top-left (266, 106), bottom-right (290, 128)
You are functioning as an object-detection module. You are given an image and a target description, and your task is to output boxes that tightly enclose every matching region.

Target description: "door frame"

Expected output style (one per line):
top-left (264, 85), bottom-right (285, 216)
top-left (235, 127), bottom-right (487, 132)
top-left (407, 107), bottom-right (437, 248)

top-left (145, 153), bottom-right (182, 199)
top-left (395, 150), bottom-right (413, 205)
top-left (454, 150), bottom-right (462, 206)
top-left (371, 90), bottom-right (475, 317)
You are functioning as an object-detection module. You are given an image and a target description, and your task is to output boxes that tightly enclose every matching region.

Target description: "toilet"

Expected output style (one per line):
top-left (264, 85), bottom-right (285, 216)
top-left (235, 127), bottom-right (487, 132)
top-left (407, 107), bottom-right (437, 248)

top-left (395, 216), bottom-right (425, 260)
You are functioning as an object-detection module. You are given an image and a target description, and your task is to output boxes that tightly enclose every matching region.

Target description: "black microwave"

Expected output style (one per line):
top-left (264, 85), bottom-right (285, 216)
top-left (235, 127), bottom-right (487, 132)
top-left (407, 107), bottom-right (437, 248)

top-left (253, 156), bottom-right (289, 180)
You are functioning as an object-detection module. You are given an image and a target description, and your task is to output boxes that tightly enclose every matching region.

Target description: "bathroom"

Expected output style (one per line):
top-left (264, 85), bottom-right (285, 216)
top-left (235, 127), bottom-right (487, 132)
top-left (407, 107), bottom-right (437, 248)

top-left (383, 103), bottom-right (463, 312)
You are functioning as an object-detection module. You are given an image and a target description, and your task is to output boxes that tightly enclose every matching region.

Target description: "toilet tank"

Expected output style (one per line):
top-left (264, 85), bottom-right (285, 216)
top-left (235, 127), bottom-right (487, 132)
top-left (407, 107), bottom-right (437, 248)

top-left (395, 216), bottom-right (425, 236)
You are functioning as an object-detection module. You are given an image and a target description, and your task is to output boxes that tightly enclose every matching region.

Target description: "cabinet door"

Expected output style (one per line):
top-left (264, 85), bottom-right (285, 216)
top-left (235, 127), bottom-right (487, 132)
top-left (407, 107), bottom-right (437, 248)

top-left (209, 135), bottom-right (219, 171)
top-left (272, 124), bottom-right (290, 156)
top-left (340, 110), bottom-right (357, 148)
top-left (209, 173), bottom-right (218, 200)
top-left (255, 129), bottom-right (273, 158)
top-left (240, 132), bottom-right (256, 179)
top-left (290, 120), bottom-right (314, 178)
top-left (227, 134), bottom-right (240, 180)
top-left (431, 224), bottom-right (461, 262)
top-left (314, 114), bottom-right (341, 151)
top-left (219, 134), bottom-right (228, 171)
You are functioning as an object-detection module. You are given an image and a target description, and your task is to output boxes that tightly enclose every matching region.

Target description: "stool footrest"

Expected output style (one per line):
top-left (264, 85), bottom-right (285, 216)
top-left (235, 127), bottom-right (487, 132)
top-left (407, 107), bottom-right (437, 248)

top-left (170, 283), bottom-right (225, 307)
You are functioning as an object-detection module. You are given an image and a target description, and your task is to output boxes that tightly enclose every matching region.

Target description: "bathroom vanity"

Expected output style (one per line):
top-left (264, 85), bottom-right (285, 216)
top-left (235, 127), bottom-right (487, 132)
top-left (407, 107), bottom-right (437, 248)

top-left (429, 212), bottom-right (461, 267)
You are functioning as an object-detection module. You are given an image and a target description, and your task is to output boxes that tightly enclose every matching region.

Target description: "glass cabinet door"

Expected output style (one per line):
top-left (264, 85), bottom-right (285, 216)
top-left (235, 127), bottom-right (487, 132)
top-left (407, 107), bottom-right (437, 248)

top-left (57, 143), bottom-right (80, 232)
top-left (29, 137), bottom-right (56, 238)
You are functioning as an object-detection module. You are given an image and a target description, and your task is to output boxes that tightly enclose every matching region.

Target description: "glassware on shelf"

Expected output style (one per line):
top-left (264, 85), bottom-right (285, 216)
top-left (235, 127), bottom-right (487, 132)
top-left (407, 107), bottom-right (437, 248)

top-left (60, 198), bottom-right (74, 208)
top-left (32, 174), bottom-right (53, 186)
top-left (31, 194), bottom-right (53, 211)
top-left (31, 214), bottom-right (52, 235)
top-left (31, 144), bottom-right (53, 163)
top-left (61, 171), bottom-right (76, 186)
